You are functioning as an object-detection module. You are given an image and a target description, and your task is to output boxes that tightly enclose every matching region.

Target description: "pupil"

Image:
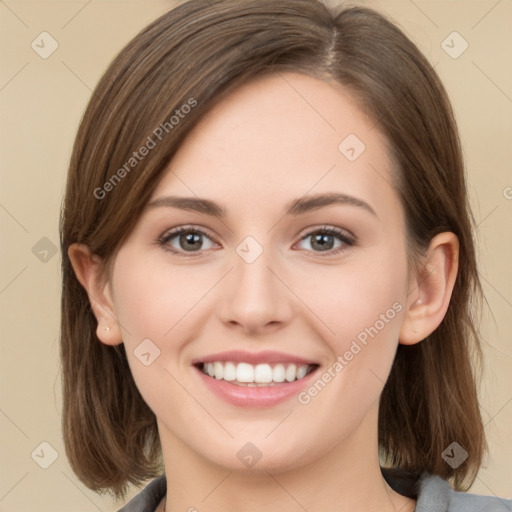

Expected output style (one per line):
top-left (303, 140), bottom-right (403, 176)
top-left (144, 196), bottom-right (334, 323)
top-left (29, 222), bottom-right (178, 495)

top-left (312, 233), bottom-right (333, 251)
top-left (181, 232), bottom-right (201, 251)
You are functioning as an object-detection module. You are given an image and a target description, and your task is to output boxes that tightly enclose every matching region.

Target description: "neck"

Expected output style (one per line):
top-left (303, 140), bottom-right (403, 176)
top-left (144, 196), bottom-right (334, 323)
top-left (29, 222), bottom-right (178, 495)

top-left (157, 405), bottom-right (415, 512)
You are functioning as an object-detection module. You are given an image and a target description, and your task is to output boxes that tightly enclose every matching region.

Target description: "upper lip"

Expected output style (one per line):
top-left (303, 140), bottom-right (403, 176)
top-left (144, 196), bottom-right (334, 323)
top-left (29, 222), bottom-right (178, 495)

top-left (191, 350), bottom-right (318, 366)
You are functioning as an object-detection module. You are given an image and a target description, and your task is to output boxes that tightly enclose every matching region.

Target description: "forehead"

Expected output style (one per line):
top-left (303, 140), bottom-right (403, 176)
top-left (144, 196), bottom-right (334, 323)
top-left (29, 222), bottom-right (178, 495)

top-left (151, 71), bottom-right (397, 219)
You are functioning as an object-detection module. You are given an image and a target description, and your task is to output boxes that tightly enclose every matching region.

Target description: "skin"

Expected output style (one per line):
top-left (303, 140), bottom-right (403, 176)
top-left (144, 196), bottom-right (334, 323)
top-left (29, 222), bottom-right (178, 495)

top-left (70, 71), bottom-right (459, 512)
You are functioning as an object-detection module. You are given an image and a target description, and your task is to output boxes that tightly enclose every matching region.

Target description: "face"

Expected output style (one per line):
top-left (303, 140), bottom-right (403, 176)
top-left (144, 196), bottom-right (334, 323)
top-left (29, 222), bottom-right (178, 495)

top-left (107, 72), bottom-right (413, 473)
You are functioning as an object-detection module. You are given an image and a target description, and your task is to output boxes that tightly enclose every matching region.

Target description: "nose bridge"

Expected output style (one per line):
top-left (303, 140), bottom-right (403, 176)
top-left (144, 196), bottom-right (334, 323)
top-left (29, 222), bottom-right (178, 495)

top-left (218, 236), bottom-right (292, 333)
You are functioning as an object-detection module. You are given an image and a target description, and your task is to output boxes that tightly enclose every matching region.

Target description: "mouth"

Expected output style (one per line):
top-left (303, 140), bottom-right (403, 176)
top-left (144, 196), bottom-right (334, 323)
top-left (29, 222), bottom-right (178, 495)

top-left (191, 350), bottom-right (321, 408)
top-left (195, 361), bottom-right (319, 387)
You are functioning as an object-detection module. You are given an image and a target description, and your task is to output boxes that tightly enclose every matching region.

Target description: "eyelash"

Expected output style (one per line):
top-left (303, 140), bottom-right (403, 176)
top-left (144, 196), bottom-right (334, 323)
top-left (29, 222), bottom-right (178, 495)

top-left (157, 224), bottom-right (356, 258)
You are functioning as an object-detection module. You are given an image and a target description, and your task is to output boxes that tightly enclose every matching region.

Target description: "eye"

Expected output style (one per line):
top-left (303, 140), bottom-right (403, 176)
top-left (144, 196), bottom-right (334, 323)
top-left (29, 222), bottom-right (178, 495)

top-left (157, 224), bottom-right (355, 258)
top-left (158, 226), bottom-right (218, 256)
top-left (295, 225), bottom-right (355, 256)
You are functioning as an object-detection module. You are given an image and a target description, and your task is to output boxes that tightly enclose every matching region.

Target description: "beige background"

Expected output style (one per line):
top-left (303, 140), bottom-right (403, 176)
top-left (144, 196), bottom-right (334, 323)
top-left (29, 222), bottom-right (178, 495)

top-left (1, 0), bottom-right (511, 510)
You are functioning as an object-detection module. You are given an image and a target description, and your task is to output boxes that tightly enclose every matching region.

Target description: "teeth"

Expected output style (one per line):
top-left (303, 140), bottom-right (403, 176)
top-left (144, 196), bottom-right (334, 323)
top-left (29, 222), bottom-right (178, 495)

top-left (273, 364), bottom-right (286, 383)
top-left (254, 363), bottom-right (273, 383)
top-left (237, 362), bottom-right (255, 383)
top-left (223, 362), bottom-right (236, 381)
top-left (201, 361), bottom-right (314, 385)
top-left (214, 362), bottom-right (223, 380)
top-left (285, 363), bottom-right (297, 382)
top-left (296, 365), bottom-right (307, 380)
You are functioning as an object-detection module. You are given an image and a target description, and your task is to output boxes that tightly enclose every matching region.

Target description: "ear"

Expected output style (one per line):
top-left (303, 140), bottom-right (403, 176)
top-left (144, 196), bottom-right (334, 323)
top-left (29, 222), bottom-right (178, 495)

top-left (399, 232), bottom-right (459, 345)
top-left (67, 243), bottom-right (123, 346)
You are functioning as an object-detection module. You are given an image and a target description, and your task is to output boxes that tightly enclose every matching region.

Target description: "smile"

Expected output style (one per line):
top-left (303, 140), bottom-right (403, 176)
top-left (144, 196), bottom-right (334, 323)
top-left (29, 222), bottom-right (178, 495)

top-left (198, 361), bottom-right (317, 386)
top-left (191, 351), bottom-right (321, 408)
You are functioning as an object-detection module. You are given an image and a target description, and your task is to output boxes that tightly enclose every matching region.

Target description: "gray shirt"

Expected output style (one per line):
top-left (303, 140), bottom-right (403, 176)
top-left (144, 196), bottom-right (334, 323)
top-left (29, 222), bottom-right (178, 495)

top-left (117, 472), bottom-right (512, 511)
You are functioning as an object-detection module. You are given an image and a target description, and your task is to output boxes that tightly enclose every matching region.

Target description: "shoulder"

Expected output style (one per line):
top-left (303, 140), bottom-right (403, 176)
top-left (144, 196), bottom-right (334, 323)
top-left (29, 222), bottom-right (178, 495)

top-left (417, 473), bottom-right (512, 512)
top-left (115, 472), bottom-right (511, 512)
top-left (116, 475), bottom-right (166, 512)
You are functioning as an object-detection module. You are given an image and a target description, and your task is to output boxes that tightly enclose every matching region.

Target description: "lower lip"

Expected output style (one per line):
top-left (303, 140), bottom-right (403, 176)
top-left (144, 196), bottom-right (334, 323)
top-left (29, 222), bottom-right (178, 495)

top-left (193, 366), bottom-right (319, 408)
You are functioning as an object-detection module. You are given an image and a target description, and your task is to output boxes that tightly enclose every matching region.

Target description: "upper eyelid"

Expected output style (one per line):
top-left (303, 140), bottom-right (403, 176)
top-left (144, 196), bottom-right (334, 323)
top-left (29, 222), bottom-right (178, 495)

top-left (297, 224), bottom-right (354, 240)
top-left (160, 225), bottom-right (219, 242)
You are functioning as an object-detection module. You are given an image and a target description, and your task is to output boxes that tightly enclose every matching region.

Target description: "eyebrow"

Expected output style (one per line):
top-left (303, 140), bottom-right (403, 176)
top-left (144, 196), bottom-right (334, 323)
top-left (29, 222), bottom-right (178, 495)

top-left (146, 192), bottom-right (377, 218)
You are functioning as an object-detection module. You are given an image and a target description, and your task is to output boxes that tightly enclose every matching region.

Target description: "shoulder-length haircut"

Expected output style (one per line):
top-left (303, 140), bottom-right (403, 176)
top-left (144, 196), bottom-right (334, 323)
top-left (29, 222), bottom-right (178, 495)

top-left (60, 0), bottom-right (486, 500)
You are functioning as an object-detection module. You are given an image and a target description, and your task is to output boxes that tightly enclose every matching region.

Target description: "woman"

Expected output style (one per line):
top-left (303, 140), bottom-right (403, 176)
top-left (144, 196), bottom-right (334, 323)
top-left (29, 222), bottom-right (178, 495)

top-left (59, 0), bottom-right (511, 510)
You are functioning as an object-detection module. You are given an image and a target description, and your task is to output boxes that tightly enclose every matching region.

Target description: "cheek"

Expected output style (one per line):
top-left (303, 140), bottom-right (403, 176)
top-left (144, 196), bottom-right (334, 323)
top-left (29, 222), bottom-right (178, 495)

top-left (301, 252), bottom-right (407, 349)
top-left (293, 245), bottom-right (408, 415)
top-left (278, 260), bottom-right (407, 466)
top-left (109, 252), bottom-right (215, 411)
top-left (111, 252), bottom-right (209, 344)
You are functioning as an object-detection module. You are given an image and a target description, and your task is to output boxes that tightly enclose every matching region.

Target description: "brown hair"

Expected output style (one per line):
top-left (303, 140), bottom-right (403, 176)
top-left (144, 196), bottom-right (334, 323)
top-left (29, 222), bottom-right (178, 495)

top-left (60, 0), bottom-right (486, 500)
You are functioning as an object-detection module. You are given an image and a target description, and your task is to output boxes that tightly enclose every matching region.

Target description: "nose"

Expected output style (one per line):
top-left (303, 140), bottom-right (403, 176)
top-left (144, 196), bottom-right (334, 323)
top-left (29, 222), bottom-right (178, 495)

top-left (217, 244), bottom-right (294, 336)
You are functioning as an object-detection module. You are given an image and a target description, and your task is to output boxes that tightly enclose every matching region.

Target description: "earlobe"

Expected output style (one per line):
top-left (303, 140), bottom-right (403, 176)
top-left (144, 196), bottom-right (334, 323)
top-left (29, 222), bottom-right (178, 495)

top-left (67, 243), bottom-right (123, 346)
top-left (399, 232), bottom-right (459, 346)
